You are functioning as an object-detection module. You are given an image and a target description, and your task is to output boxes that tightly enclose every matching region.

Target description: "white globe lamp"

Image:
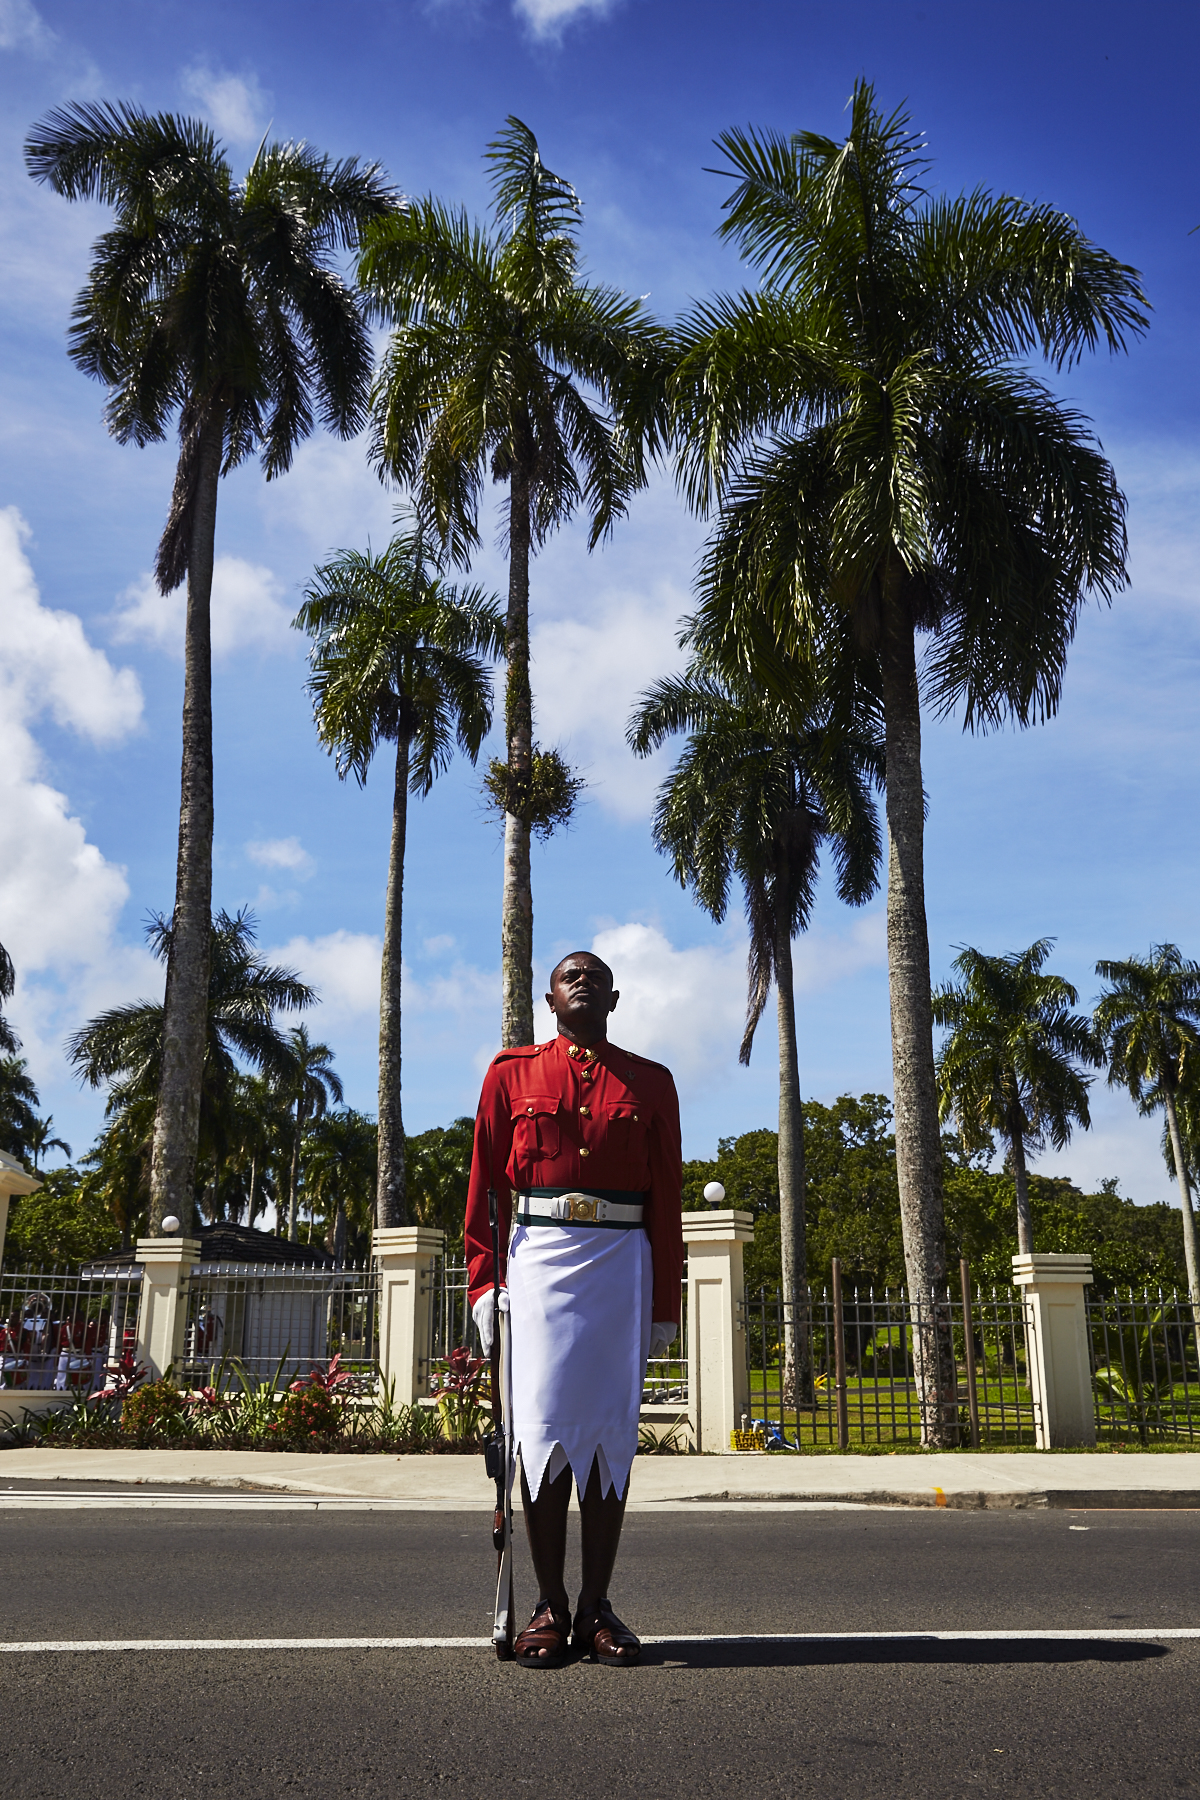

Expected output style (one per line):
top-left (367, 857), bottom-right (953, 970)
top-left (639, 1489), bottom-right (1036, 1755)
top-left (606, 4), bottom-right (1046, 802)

top-left (703, 1181), bottom-right (726, 1209)
top-left (161, 1215), bottom-right (181, 1234)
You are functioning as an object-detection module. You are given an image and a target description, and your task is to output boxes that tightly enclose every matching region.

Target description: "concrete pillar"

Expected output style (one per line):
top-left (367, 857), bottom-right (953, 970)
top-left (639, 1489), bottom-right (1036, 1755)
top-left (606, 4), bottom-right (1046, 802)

top-left (373, 1226), bottom-right (445, 1406)
top-left (0, 1149), bottom-right (42, 1268)
top-left (1012, 1252), bottom-right (1096, 1448)
top-left (134, 1237), bottom-right (201, 1380)
top-left (682, 1208), bottom-right (755, 1454)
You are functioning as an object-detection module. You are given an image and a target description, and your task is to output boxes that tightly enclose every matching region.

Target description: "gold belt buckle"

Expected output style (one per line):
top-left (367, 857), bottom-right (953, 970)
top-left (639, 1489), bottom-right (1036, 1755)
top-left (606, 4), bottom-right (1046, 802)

top-left (566, 1192), bottom-right (599, 1222)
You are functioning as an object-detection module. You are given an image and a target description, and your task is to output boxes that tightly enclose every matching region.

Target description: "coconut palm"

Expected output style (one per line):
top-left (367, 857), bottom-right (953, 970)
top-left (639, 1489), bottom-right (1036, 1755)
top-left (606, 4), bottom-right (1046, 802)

top-left (358, 116), bottom-right (669, 1047)
top-left (1094, 946), bottom-right (1200, 1343)
top-left (629, 658), bottom-right (882, 1407)
top-left (0, 940), bottom-right (17, 1056)
top-left (68, 908), bottom-right (313, 1230)
top-left (0, 1056), bottom-right (40, 1164)
top-left (25, 1116), bottom-right (72, 1172)
top-left (672, 83), bottom-right (1146, 1439)
top-left (295, 517), bottom-right (503, 1228)
top-left (304, 1109), bottom-right (378, 1264)
top-left (277, 1026), bottom-right (343, 1243)
top-left (26, 102), bottom-right (397, 1235)
top-left (933, 940), bottom-right (1098, 1256)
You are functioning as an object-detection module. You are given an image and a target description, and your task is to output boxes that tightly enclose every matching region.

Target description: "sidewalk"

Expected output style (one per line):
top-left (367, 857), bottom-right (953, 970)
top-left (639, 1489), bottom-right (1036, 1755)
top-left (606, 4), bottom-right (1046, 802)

top-left (2, 1446), bottom-right (1199, 1507)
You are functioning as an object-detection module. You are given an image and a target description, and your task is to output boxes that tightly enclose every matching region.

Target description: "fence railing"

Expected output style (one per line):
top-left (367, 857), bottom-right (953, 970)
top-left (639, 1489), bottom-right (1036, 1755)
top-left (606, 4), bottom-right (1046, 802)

top-left (744, 1266), bottom-right (1037, 1448)
top-left (428, 1255), bottom-right (689, 1407)
top-left (1088, 1287), bottom-right (1200, 1444)
top-left (0, 1261), bottom-right (143, 1393)
top-left (178, 1262), bottom-right (379, 1389)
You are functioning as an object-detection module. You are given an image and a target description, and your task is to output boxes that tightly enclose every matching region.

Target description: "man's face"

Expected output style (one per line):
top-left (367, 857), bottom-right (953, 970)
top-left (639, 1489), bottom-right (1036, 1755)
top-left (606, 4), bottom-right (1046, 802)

top-left (546, 954), bottom-right (618, 1041)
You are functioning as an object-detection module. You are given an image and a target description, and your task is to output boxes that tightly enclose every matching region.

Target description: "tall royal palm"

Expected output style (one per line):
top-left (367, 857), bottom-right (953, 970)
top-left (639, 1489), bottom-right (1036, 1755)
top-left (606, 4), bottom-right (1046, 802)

top-left (358, 117), bottom-right (668, 1046)
top-left (26, 103), bottom-right (397, 1233)
top-left (1094, 946), bottom-right (1200, 1340)
top-left (295, 518), bottom-right (502, 1226)
top-left (278, 1026), bottom-right (343, 1242)
top-left (672, 84), bottom-right (1146, 1436)
top-left (933, 940), bottom-right (1098, 1256)
top-left (629, 659), bottom-right (882, 1406)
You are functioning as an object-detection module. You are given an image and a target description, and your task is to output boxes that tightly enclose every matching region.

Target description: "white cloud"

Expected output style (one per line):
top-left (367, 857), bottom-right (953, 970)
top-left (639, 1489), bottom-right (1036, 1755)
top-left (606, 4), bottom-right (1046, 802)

top-left (247, 837), bottom-right (314, 876)
top-left (513, 0), bottom-right (615, 37)
top-left (573, 922), bottom-right (747, 1090)
top-left (268, 930), bottom-right (383, 1027)
top-left (180, 65), bottom-right (270, 148)
top-left (530, 578), bottom-right (687, 820)
top-left (0, 507), bottom-right (150, 1128)
top-left (0, 0), bottom-right (54, 54)
top-left (423, 934), bottom-right (456, 956)
top-left (111, 555), bottom-right (296, 659)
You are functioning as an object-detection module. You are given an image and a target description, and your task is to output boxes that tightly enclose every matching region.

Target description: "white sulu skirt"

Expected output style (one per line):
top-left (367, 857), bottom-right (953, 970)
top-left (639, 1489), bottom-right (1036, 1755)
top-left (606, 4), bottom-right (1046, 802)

top-left (506, 1221), bottom-right (652, 1501)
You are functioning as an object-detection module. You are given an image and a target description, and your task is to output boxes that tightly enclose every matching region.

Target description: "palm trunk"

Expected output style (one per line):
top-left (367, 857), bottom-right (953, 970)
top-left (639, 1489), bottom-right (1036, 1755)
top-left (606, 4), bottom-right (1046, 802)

top-left (879, 581), bottom-right (956, 1445)
top-left (376, 735), bottom-right (409, 1228)
top-left (148, 414), bottom-right (222, 1236)
top-left (1009, 1118), bottom-right (1034, 1256)
top-left (287, 1104), bottom-right (303, 1241)
top-left (1163, 1089), bottom-right (1200, 1357)
top-left (247, 1153), bottom-right (257, 1225)
top-left (774, 922), bottom-right (811, 1409)
top-left (501, 465), bottom-right (535, 1049)
top-left (332, 1203), bottom-right (347, 1268)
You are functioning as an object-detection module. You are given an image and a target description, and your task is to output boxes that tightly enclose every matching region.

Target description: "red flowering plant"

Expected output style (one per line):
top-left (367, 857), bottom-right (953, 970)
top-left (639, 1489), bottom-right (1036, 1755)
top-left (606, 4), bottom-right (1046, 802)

top-left (268, 1353), bottom-right (359, 1444)
top-left (430, 1347), bottom-right (489, 1443)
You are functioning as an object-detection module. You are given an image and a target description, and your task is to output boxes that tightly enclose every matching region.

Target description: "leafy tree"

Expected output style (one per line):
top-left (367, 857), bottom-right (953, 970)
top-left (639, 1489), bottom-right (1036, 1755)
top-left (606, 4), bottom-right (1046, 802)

top-left (631, 660), bottom-right (881, 1400)
top-left (3, 1166), bottom-right (121, 1266)
top-left (68, 908), bottom-right (313, 1230)
top-left (295, 517), bottom-right (502, 1227)
top-left (0, 1056), bottom-right (41, 1165)
top-left (1094, 946), bottom-right (1200, 1337)
top-left (304, 1108), bottom-right (377, 1264)
top-left (24, 1115), bottom-right (72, 1172)
top-left (406, 1116), bottom-right (476, 1249)
top-left (672, 82), bottom-right (1146, 1438)
top-left (26, 102), bottom-right (397, 1235)
top-left (933, 939), bottom-right (1099, 1255)
top-left (78, 1104), bottom-right (153, 1250)
top-left (278, 1025), bottom-right (343, 1242)
top-left (359, 116), bottom-right (668, 1046)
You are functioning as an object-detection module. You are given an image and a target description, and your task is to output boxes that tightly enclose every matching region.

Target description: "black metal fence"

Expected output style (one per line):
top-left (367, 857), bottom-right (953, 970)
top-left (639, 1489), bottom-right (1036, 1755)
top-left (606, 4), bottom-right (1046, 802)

top-left (744, 1260), bottom-right (1037, 1448)
top-left (0, 1261), bottom-right (142, 1394)
top-left (1088, 1287), bottom-right (1200, 1444)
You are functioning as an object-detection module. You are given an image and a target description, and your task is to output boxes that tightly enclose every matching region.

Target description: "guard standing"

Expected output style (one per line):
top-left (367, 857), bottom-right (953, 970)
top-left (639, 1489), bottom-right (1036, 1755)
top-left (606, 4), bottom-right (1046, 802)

top-left (465, 950), bottom-right (684, 1667)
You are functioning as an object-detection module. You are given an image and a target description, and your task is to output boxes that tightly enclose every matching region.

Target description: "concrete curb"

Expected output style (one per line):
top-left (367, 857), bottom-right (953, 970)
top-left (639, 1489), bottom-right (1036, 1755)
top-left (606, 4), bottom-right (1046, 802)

top-left (672, 1488), bottom-right (1200, 1511)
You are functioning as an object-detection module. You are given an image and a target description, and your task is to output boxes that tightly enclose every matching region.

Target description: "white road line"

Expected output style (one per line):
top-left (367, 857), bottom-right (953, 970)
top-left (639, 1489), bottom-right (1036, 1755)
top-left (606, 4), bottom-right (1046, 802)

top-left (3, 1629), bottom-right (1198, 1653)
top-left (0, 1494), bottom-right (888, 1512)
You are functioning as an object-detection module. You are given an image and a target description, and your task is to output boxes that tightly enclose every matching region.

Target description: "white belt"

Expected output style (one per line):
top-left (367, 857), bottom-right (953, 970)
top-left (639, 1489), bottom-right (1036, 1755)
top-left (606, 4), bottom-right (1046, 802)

top-left (515, 1192), bottom-right (645, 1227)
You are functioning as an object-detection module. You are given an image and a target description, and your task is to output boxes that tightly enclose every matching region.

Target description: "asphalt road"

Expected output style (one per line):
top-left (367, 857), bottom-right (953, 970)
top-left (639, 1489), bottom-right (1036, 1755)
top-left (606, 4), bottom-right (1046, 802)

top-left (2, 1496), bottom-right (1198, 1797)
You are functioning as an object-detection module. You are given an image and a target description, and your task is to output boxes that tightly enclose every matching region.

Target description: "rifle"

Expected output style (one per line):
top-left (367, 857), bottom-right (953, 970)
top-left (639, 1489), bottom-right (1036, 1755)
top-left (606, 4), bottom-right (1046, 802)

top-left (484, 1186), bottom-right (514, 1659)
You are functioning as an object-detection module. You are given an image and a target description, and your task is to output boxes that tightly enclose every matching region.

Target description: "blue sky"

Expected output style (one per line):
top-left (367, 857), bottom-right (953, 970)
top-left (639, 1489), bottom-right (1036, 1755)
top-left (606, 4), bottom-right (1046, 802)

top-left (1, 0), bottom-right (1198, 1210)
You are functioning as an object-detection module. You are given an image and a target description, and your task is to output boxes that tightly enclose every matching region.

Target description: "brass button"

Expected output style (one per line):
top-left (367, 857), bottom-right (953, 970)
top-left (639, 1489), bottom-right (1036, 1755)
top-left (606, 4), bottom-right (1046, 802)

top-left (633, 1114), bottom-right (639, 1121)
top-left (580, 1147), bottom-right (590, 1157)
top-left (580, 1105), bottom-right (591, 1117)
top-left (527, 1105), bottom-right (534, 1114)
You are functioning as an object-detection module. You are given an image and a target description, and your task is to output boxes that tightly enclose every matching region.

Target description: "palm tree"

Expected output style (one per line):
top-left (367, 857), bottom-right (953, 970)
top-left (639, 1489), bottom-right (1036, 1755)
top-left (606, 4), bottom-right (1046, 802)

top-left (629, 658), bottom-right (882, 1407)
top-left (358, 116), bottom-right (669, 1047)
top-left (0, 940), bottom-right (17, 1056)
top-left (279, 1025), bottom-right (343, 1242)
top-left (295, 517), bottom-right (503, 1228)
top-left (25, 1116), bottom-right (72, 1172)
top-left (68, 908), bottom-right (314, 1230)
top-left (304, 1109), bottom-right (377, 1264)
top-left (933, 940), bottom-right (1098, 1256)
top-left (0, 1056), bottom-right (40, 1164)
top-left (671, 83), bottom-right (1146, 1440)
top-left (1094, 946), bottom-right (1200, 1344)
top-left (26, 103), bottom-right (397, 1236)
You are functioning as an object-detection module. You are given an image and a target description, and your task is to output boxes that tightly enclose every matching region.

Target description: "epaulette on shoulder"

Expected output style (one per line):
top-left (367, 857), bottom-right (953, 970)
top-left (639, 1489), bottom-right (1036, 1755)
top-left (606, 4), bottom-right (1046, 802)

top-left (491, 1043), bottom-right (551, 1064)
top-left (618, 1046), bottom-right (672, 1075)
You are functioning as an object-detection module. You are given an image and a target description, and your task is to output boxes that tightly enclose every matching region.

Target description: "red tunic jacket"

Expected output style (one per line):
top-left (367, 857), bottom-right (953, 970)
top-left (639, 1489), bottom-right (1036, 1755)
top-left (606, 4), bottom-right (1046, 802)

top-left (465, 1033), bottom-right (684, 1324)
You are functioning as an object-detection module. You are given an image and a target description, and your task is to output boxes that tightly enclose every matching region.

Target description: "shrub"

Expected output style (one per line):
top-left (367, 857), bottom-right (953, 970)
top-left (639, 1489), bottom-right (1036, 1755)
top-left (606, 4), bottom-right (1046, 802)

top-left (270, 1385), bottom-right (342, 1442)
top-left (121, 1377), bottom-right (189, 1444)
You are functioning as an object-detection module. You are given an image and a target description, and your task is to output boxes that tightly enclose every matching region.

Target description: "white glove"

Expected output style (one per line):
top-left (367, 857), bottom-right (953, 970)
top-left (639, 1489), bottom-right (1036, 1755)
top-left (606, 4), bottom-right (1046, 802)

top-left (473, 1288), bottom-right (509, 1357)
top-left (649, 1320), bottom-right (678, 1357)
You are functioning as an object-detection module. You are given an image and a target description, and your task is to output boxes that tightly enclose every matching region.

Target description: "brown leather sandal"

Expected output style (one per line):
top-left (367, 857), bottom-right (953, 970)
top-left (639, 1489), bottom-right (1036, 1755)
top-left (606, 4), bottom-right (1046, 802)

top-left (573, 1599), bottom-right (641, 1666)
top-left (513, 1599), bottom-right (571, 1668)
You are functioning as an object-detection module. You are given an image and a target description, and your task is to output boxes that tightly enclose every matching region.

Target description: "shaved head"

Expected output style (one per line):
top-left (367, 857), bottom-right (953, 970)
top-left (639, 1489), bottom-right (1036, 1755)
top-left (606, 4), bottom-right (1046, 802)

top-left (549, 950), bottom-right (613, 988)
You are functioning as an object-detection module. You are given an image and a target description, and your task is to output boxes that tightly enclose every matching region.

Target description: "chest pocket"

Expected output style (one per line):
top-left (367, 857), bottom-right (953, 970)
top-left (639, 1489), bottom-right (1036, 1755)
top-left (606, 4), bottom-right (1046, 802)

top-left (605, 1100), bottom-right (650, 1161)
top-left (511, 1096), bottom-right (561, 1161)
